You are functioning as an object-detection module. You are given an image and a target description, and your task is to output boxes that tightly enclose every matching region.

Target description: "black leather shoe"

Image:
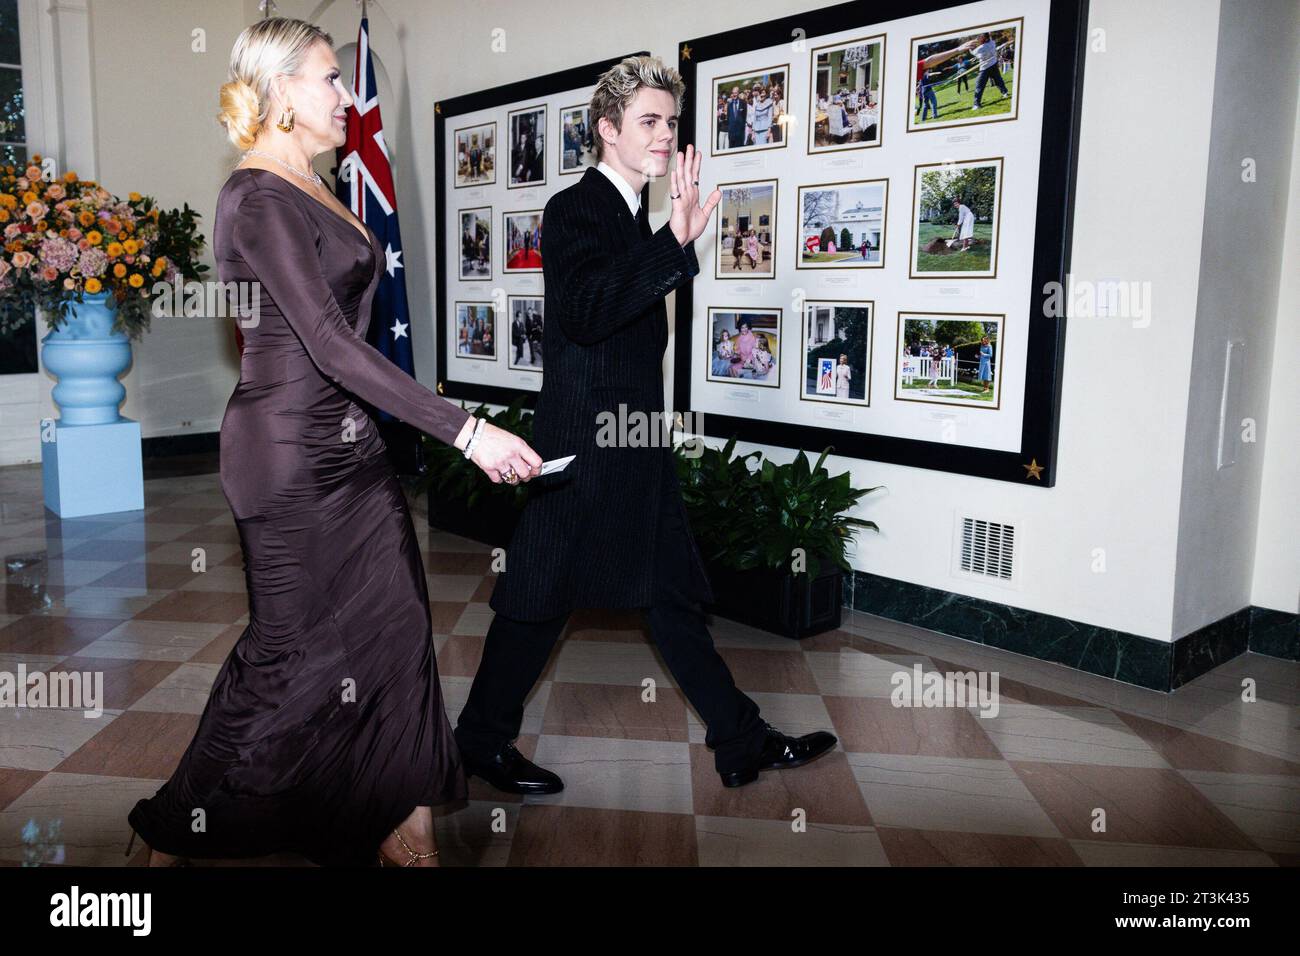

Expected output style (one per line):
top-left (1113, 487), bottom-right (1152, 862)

top-left (462, 742), bottom-right (564, 795)
top-left (719, 722), bottom-right (837, 788)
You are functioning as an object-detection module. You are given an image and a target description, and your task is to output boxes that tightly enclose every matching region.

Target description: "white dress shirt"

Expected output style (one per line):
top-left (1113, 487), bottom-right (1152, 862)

top-left (596, 160), bottom-right (641, 216)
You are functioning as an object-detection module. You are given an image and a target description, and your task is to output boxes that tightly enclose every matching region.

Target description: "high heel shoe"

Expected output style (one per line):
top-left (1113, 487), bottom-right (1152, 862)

top-left (125, 827), bottom-right (191, 866)
top-left (376, 828), bottom-right (439, 867)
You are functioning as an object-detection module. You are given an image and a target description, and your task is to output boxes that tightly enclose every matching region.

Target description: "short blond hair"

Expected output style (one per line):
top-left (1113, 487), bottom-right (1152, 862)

top-left (589, 55), bottom-right (685, 161)
top-left (217, 17), bottom-right (334, 151)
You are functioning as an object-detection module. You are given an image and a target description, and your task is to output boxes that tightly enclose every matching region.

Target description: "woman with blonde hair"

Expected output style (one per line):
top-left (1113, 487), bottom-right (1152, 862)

top-left (125, 17), bottom-right (541, 867)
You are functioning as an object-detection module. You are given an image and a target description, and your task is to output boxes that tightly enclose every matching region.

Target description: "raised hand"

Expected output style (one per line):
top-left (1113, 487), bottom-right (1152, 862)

top-left (668, 143), bottom-right (721, 246)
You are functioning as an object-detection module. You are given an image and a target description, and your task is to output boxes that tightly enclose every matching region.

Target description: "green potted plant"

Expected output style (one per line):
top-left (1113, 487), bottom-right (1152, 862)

top-left (676, 437), bottom-right (879, 639)
top-left (416, 397), bottom-right (534, 547)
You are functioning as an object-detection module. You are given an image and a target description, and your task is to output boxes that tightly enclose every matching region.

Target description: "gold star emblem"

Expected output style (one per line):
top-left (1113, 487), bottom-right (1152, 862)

top-left (434, 103), bottom-right (442, 115)
top-left (1023, 458), bottom-right (1044, 480)
top-left (681, 44), bottom-right (692, 61)
top-left (436, 381), bottom-right (444, 395)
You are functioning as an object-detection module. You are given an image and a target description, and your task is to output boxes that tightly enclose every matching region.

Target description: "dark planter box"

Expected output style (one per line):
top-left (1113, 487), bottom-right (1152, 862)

top-left (704, 560), bottom-right (842, 640)
top-left (426, 488), bottom-right (521, 550)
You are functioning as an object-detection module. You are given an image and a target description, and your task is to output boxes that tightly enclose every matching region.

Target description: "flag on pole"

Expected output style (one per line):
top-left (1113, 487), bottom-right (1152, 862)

top-left (335, 15), bottom-right (413, 425)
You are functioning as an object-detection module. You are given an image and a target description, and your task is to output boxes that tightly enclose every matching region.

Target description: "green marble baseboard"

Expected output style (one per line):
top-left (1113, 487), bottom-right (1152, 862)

top-left (842, 570), bottom-right (1297, 692)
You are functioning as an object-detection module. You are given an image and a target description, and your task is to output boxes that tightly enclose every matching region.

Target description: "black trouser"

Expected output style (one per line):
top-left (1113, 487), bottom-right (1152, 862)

top-left (455, 491), bottom-right (768, 774)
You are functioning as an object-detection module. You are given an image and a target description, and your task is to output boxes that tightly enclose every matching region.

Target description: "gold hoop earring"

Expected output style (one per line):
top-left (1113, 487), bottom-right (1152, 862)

top-left (276, 107), bottom-right (295, 133)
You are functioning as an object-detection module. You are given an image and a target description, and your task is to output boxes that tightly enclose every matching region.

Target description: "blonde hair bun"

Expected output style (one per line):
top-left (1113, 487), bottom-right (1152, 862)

top-left (218, 78), bottom-right (262, 151)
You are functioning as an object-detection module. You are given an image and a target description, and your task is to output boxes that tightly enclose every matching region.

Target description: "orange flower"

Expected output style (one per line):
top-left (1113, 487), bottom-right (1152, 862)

top-left (63, 171), bottom-right (78, 183)
top-left (123, 238), bottom-right (140, 255)
top-left (128, 273), bottom-right (143, 288)
top-left (86, 230), bottom-right (102, 245)
top-left (78, 209), bottom-right (94, 226)
top-left (128, 192), bottom-right (141, 202)
top-left (106, 241), bottom-right (123, 257)
top-left (113, 262), bottom-right (127, 278)
top-left (85, 277), bottom-right (101, 293)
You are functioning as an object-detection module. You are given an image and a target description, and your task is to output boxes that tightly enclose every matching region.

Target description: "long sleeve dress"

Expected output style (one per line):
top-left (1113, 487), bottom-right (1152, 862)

top-left (127, 167), bottom-right (472, 866)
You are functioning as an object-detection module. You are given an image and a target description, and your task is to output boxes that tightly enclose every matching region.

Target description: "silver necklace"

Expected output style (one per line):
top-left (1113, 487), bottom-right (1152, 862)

top-left (241, 148), bottom-right (322, 186)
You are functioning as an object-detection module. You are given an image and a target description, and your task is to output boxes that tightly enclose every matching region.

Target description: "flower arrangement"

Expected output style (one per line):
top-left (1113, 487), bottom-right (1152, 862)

top-left (0, 154), bottom-right (208, 341)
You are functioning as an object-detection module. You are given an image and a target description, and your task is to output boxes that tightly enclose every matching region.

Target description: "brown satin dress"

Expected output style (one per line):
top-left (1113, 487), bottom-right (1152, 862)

top-left (127, 167), bottom-right (472, 866)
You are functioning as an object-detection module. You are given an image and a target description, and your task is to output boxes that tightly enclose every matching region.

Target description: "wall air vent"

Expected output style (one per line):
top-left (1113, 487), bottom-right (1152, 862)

top-left (953, 514), bottom-right (1019, 586)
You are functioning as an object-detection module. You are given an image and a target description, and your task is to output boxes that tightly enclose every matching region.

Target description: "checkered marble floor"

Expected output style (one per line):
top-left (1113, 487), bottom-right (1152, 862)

top-left (1, 461), bottom-right (1296, 867)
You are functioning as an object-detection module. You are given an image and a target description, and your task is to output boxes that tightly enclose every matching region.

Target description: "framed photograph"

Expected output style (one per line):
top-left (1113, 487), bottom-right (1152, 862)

top-left (808, 34), bottom-right (885, 153)
top-left (436, 51), bottom-right (648, 406)
top-left (894, 312), bottom-right (1004, 409)
top-left (908, 18), bottom-right (1023, 132)
top-left (801, 300), bottom-right (873, 406)
top-left (458, 206), bottom-right (492, 280)
top-left (910, 157), bottom-right (1003, 278)
top-left (559, 103), bottom-right (597, 174)
top-left (716, 179), bottom-right (777, 279)
top-left (711, 64), bottom-right (790, 155)
top-left (508, 104), bottom-right (547, 188)
top-left (675, 0), bottom-right (1086, 486)
top-left (506, 296), bottom-right (545, 371)
top-left (454, 301), bottom-right (498, 360)
top-left (796, 178), bottom-right (888, 269)
top-left (503, 209), bottom-right (544, 273)
top-left (705, 308), bottom-right (782, 388)
top-left (454, 122), bottom-right (496, 188)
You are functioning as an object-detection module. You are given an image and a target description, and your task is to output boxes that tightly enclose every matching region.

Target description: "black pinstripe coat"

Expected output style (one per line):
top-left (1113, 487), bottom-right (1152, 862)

top-left (489, 166), bottom-right (714, 621)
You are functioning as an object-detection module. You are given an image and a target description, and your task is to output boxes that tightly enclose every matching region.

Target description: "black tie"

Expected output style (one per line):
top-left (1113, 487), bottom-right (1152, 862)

top-left (636, 203), bottom-right (651, 239)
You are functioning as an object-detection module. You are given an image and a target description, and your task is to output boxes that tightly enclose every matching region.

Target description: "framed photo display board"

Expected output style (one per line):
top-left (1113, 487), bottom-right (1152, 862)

top-left (674, 0), bottom-right (1087, 485)
top-left (435, 52), bottom-right (649, 406)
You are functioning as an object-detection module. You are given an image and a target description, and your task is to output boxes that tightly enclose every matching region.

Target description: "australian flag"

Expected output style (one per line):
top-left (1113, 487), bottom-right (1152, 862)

top-left (334, 15), bottom-right (423, 475)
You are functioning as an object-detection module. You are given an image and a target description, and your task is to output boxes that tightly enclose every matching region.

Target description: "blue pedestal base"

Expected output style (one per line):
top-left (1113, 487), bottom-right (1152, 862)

top-left (41, 418), bottom-right (145, 517)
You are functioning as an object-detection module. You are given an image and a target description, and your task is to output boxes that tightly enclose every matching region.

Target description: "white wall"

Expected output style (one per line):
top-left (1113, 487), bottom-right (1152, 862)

top-left (1171, 0), bottom-right (1300, 637)
top-left (17, 0), bottom-right (1294, 643)
top-left (1250, 89), bottom-right (1300, 617)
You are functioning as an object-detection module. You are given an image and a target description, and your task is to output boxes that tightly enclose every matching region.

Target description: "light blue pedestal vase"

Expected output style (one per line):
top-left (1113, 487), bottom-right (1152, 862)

top-left (39, 291), bottom-right (145, 517)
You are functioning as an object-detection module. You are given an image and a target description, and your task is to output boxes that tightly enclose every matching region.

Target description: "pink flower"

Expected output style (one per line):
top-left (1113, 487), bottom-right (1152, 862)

top-left (25, 201), bottom-right (48, 221)
top-left (46, 183), bottom-right (66, 201)
top-left (41, 266), bottom-right (58, 282)
top-left (63, 277), bottom-right (75, 290)
top-left (76, 247), bottom-right (107, 277)
top-left (11, 250), bottom-right (33, 269)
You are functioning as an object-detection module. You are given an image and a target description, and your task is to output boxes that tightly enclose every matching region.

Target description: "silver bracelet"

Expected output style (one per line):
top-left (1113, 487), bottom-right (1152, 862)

top-left (461, 417), bottom-right (486, 460)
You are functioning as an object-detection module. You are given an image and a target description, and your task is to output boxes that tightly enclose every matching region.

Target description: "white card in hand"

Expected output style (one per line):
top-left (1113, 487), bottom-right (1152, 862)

top-left (539, 454), bottom-right (575, 476)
